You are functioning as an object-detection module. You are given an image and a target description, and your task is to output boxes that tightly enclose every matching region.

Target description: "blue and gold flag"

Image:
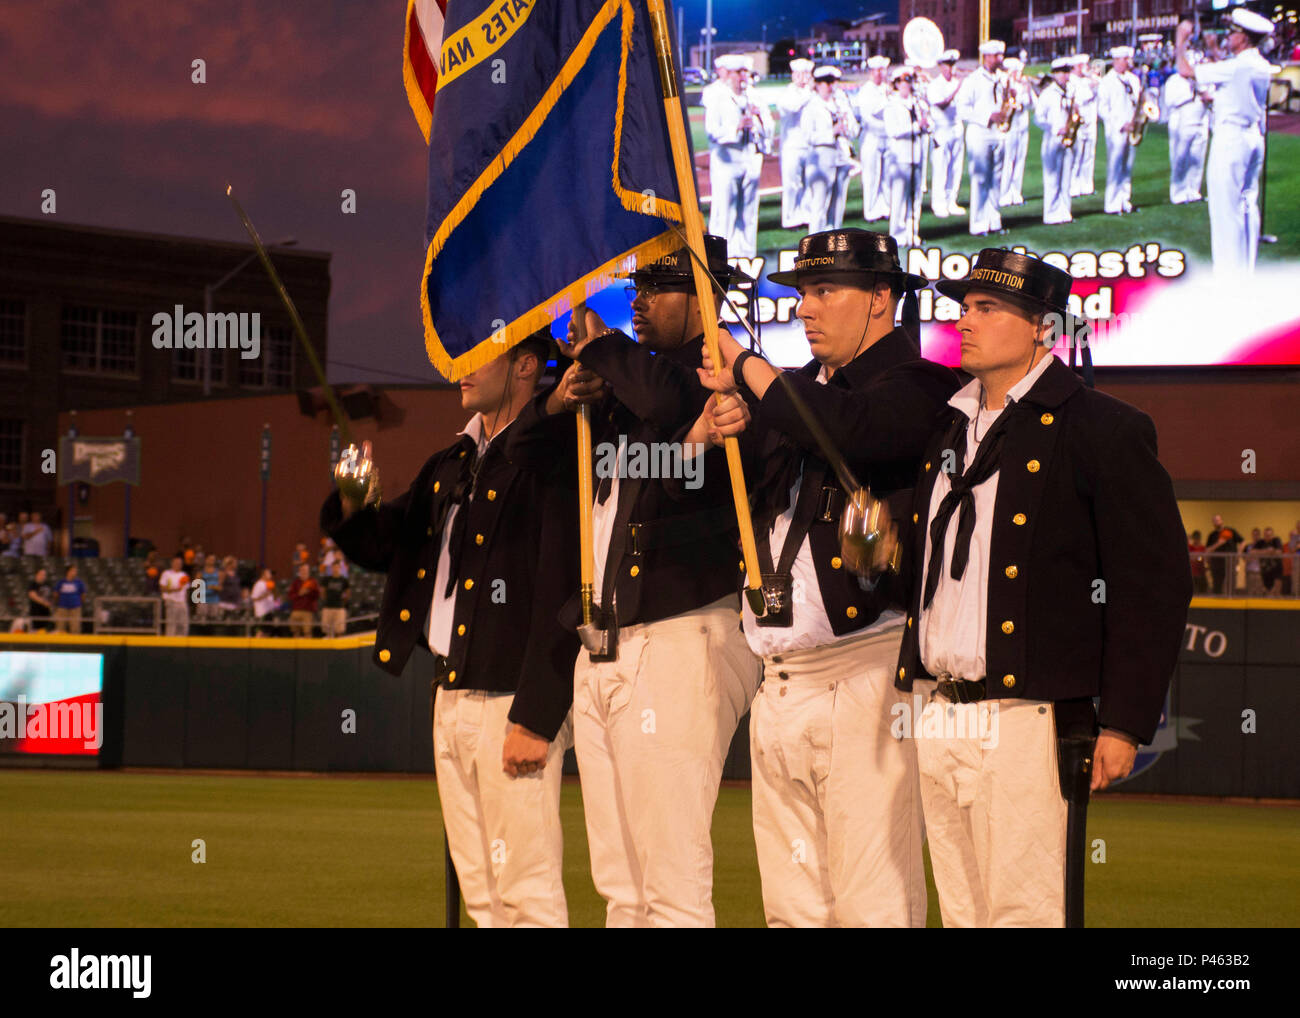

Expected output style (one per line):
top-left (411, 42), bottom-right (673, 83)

top-left (414, 0), bottom-right (685, 379)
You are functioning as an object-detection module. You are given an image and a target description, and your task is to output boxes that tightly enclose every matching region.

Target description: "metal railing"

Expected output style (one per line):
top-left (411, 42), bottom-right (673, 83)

top-left (2, 601), bottom-right (379, 639)
top-left (1190, 551), bottom-right (1300, 599)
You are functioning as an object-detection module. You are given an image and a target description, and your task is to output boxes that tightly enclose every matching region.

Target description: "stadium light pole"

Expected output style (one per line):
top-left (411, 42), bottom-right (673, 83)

top-left (202, 237), bottom-right (296, 397)
top-left (705, 0), bottom-right (713, 73)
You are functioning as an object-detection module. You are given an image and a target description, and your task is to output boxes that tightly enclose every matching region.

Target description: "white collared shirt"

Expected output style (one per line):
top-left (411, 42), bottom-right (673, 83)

top-left (1069, 73), bottom-right (1098, 126)
top-left (427, 412), bottom-right (492, 656)
top-left (956, 66), bottom-right (1001, 128)
top-left (1194, 47), bottom-right (1270, 131)
top-left (918, 352), bottom-right (1056, 680)
top-left (591, 435), bottom-right (624, 605)
top-left (1163, 73), bottom-right (1210, 131)
top-left (855, 79), bottom-right (887, 133)
top-left (1034, 80), bottom-right (1072, 135)
top-left (777, 82), bottom-right (814, 149)
top-left (742, 365), bottom-right (903, 656)
top-left (926, 72), bottom-right (961, 131)
top-left (1097, 68), bottom-right (1142, 133)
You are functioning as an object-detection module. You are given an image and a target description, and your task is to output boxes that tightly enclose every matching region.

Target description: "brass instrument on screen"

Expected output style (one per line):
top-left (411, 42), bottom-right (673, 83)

top-left (1128, 89), bottom-right (1160, 145)
top-left (901, 15), bottom-right (943, 143)
top-left (1062, 95), bottom-right (1083, 148)
top-left (996, 70), bottom-right (1022, 133)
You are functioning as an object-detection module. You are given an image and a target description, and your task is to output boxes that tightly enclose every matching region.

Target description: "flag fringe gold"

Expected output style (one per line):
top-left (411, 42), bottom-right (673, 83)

top-left (402, 0), bottom-right (433, 144)
top-left (611, 0), bottom-right (683, 221)
top-left (421, 228), bottom-right (680, 381)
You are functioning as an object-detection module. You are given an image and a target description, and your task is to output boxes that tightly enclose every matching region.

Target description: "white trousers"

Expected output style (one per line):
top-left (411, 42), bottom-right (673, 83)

top-left (1103, 128), bottom-right (1135, 214)
top-left (574, 595), bottom-right (761, 927)
top-left (164, 600), bottom-right (189, 636)
top-left (1207, 123), bottom-right (1264, 274)
top-left (931, 128), bottom-right (964, 215)
top-left (781, 143), bottom-right (810, 228)
top-left (433, 687), bottom-right (572, 928)
top-left (750, 627), bottom-right (926, 928)
top-left (1168, 123), bottom-right (1208, 203)
top-left (999, 125), bottom-right (1029, 205)
top-left (1041, 136), bottom-right (1074, 224)
top-left (886, 155), bottom-right (924, 248)
top-left (912, 679), bottom-right (1067, 928)
top-left (803, 145), bottom-right (839, 235)
top-left (858, 129), bottom-right (889, 220)
top-left (708, 143), bottom-right (762, 258)
top-left (965, 124), bottom-right (1004, 235)
top-left (1070, 128), bottom-right (1097, 196)
top-left (830, 159), bottom-right (854, 230)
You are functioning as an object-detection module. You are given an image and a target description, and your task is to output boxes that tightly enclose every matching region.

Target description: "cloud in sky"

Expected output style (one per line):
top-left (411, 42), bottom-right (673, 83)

top-left (1, 0), bottom-right (441, 385)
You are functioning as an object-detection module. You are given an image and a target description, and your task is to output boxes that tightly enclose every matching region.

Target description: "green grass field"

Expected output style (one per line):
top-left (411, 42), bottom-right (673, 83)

top-left (1, 770), bottom-right (1295, 927)
top-left (688, 95), bottom-right (1300, 268)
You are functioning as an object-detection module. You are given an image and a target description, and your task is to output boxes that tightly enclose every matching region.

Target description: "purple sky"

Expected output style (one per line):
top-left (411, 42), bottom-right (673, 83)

top-left (1, 0), bottom-right (433, 385)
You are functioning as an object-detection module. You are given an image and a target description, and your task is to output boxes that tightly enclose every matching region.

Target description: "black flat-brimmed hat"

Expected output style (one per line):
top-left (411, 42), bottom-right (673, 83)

top-left (625, 233), bottom-right (754, 287)
top-left (936, 248), bottom-right (1074, 313)
top-left (767, 228), bottom-right (930, 290)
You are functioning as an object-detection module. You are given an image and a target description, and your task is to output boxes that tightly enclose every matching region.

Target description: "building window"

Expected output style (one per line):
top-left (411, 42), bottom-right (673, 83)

top-left (172, 347), bottom-right (226, 384)
top-left (238, 325), bottom-right (294, 388)
top-left (0, 419), bottom-right (22, 487)
top-left (0, 300), bottom-right (26, 365)
top-left (61, 305), bottom-right (138, 375)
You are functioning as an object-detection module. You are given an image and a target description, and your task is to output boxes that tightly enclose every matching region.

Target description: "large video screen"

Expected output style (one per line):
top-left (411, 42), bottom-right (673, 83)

top-left (0, 652), bottom-right (105, 757)
top-left (583, 43), bottom-right (1300, 369)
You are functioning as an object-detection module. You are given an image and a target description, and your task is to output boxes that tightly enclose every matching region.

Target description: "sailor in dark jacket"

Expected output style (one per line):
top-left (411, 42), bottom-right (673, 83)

top-left (688, 228), bottom-right (959, 926)
top-left (510, 236), bottom-right (761, 928)
top-left (894, 249), bottom-right (1192, 926)
top-left (320, 333), bottom-right (579, 927)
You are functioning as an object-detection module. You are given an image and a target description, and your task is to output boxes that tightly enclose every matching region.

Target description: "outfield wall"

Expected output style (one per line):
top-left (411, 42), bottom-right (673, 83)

top-left (1, 600), bottom-right (1295, 797)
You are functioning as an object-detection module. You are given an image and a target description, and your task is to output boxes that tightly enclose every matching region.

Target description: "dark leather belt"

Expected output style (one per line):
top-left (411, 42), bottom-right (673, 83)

top-left (432, 653), bottom-right (453, 685)
top-left (937, 677), bottom-right (987, 704)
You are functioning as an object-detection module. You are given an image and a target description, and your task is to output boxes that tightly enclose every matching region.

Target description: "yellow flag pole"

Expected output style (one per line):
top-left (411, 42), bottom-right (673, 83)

top-left (645, 0), bottom-right (764, 613)
top-left (573, 304), bottom-right (597, 630)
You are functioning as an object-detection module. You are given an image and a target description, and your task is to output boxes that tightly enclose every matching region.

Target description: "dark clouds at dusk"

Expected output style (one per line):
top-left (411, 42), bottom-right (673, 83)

top-left (1, 0), bottom-right (433, 384)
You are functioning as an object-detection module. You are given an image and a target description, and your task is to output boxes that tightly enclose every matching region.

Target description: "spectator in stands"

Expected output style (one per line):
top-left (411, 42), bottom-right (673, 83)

top-left (291, 542), bottom-right (310, 578)
top-left (252, 568), bottom-right (278, 636)
top-left (287, 563), bottom-right (319, 638)
top-left (22, 511), bottom-right (52, 556)
top-left (1286, 521), bottom-right (1300, 597)
top-left (320, 537), bottom-right (349, 578)
top-left (27, 567), bottom-right (54, 632)
top-left (1244, 527), bottom-right (1264, 596)
top-left (218, 556), bottom-right (242, 620)
top-left (2, 523), bottom-right (20, 557)
top-left (143, 551), bottom-right (162, 595)
top-left (319, 561), bottom-right (349, 638)
top-left (1257, 526), bottom-right (1284, 597)
top-left (159, 555), bottom-right (191, 636)
top-left (1205, 514), bottom-right (1242, 594)
top-left (198, 554), bottom-right (221, 622)
top-left (179, 537), bottom-right (196, 568)
top-left (53, 564), bottom-right (85, 633)
top-left (1187, 530), bottom-right (1207, 595)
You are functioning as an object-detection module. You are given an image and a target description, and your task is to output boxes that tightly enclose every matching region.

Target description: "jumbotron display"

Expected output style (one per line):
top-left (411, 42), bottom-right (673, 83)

top-left (0, 652), bottom-right (105, 757)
